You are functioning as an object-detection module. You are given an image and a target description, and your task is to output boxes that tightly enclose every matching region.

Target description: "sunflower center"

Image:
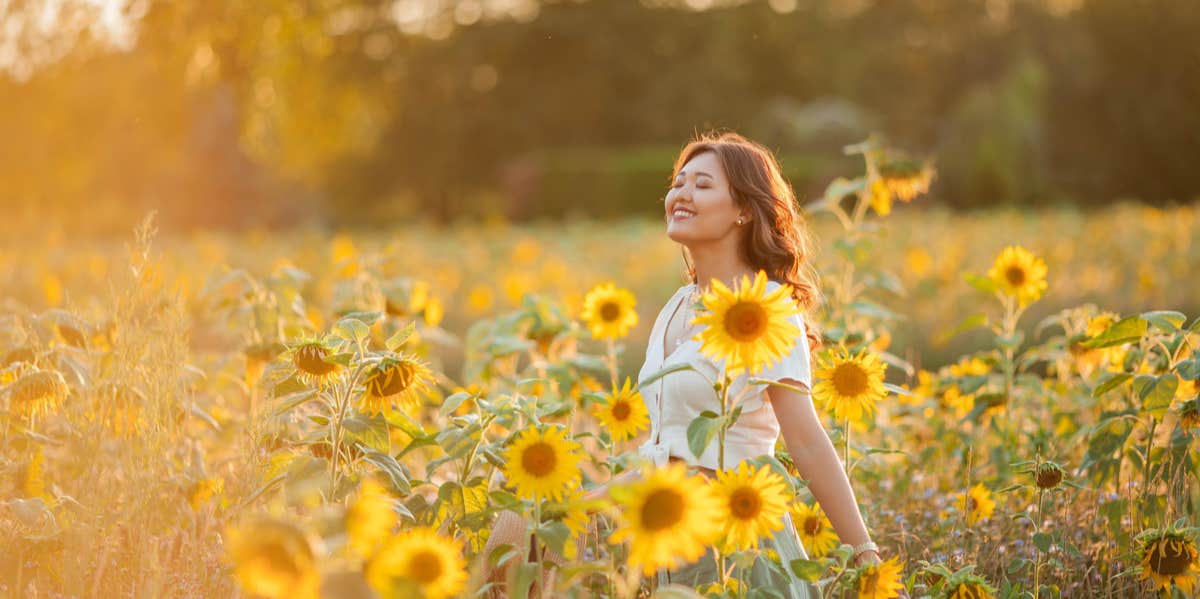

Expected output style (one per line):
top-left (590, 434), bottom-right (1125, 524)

top-left (641, 488), bottom-right (685, 531)
top-left (803, 516), bottom-right (822, 536)
top-left (723, 302), bottom-right (768, 343)
top-left (967, 496), bottom-right (978, 512)
top-left (1004, 265), bottom-right (1027, 286)
top-left (407, 549), bottom-right (444, 584)
top-left (521, 442), bottom-right (557, 477)
top-left (611, 400), bottom-right (631, 421)
top-left (832, 363), bottom-right (869, 397)
top-left (1148, 538), bottom-right (1194, 576)
top-left (599, 302), bottom-right (622, 322)
top-left (729, 487), bottom-right (763, 521)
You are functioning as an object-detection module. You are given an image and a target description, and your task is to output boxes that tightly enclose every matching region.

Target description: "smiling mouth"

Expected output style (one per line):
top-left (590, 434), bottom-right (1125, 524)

top-left (671, 208), bottom-right (696, 221)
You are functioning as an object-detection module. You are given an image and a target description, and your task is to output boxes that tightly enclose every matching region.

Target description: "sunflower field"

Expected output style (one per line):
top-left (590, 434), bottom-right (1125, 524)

top-left (3, 141), bottom-right (1200, 599)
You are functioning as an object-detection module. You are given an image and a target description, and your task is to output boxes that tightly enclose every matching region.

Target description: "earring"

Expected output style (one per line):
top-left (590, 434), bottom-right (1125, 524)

top-left (737, 218), bottom-right (744, 225)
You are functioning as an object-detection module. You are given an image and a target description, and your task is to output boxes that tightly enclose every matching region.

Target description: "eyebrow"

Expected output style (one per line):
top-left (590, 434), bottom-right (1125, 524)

top-left (673, 170), bottom-right (713, 179)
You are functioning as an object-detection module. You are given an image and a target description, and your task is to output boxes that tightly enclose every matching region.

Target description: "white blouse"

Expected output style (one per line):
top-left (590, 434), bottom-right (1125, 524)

top-left (636, 280), bottom-right (814, 472)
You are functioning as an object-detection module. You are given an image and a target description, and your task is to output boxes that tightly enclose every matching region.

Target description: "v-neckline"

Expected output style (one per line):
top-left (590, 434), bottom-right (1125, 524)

top-left (660, 284), bottom-right (697, 362)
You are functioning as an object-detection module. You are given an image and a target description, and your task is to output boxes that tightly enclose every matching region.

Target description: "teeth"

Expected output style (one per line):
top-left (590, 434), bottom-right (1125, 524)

top-left (673, 209), bottom-right (695, 218)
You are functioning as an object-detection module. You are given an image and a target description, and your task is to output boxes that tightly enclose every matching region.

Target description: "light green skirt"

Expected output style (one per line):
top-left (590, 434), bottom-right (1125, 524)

top-left (654, 510), bottom-right (821, 598)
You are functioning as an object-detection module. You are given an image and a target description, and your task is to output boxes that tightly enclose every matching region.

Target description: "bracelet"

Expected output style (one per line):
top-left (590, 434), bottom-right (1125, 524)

top-left (852, 541), bottom-right (879, 557)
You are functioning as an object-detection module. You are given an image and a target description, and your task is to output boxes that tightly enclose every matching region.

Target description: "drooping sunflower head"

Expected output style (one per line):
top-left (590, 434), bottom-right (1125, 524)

top-left (1034, 461), bottom-right (1065, 490)
top-left (288, 338), bottom-right (341, 386)
top-left (607, 462), bottom-right (724, 575)
top-left (591, 376), bottom-right (650, 443)
top-left (943, 573), bottom-right (998, 599)
top-left (501, 425), bottom-right (583, 502)
top-left (223, 517), bottom-right (322, 599)
top-left (854, 555), bottom-right (906, 599)
top-left (1136, 528), bottom-right (1200, 594)
top-left (790, 500), bottom-right (839, 558)
top-left (711, 462), bottom-right (791, 552)
top-left (9, 369), bottom-right (69, 422)
top-left (692, 270), bottom-right (803, 377)
top-left (877, 155), bottom-right (935, 203)
top-left (1178, 398), bottom-right (1200, 431)
top-left (580, 282), bottom-right (639, 340)
top-left (955, 483), bottom-right (997, 526)
top-left (360, 354), bottom-right (433, 415)
top-left (812, 346), bottom-right (888, 425)
top-left (986, 246), bottom-right (1048, 308)
top-left (365, 526), bottom-right (467, 599)
top-left (346, 477), bottom-right (398, 558)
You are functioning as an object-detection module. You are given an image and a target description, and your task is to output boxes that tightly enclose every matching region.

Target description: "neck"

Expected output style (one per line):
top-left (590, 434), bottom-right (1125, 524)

top-left (687, 241), bottom-right (757, 294)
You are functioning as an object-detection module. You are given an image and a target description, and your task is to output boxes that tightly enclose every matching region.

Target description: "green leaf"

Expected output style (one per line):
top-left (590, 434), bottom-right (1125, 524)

top-left (788, 558), bottom-right (825, 582)
top-left (343, 413), bottom-right (391, 454)
top-left (340, 311), bottom-right (383, 326)
top-left (439, 392), bottom-right (474, 418)
top-left (1135, 373), bottom-right (1178, 419)
top-left (936, 312), bottom-right (989, 346)
top-left (686, 413), bottom-right (721, 459)
top-left (1081, 315), bottom-right (1147, 349)
top-left (333, 317), bottom-right (370, 343)
top-left (1141, 311), bottom-right (1186, 332)
top-left (270, 388), bottom-right (320, 417)
top-left (1175, 358), bottom-right (1200, 381)
top-left (636, 362), bottom-right (694, 390)
top-left (1092, 373), bottom-right (1132, 398)
top-left (963, 273), bottom-right (999, 295)
top-left (1033, 531), bottom-right (1053, 553)
top-left (359, 447), bottom-right (412, 495)
top-left (386, 321), bottom-right (416, 351)
top-left (535, 520), bottom-right (571, 556)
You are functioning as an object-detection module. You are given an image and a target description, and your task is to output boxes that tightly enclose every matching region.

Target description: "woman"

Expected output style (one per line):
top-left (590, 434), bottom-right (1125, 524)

top-left (487, 130), bottom-right (899, 597)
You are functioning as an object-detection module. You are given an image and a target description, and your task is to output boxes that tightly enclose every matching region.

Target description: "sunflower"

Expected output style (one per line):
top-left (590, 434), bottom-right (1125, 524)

top-left (868, 179), bottom-right (895, 216)
top-left (592, 376), bottom-right (650, 442)
top-left (1137, 528), bottom-right (1200, 594)
top-left (955, 483), bottom-right (996, 526)
top-left (692, 270), bottom-right (803, 377)
top-left (877, 156), bottom-right (935, 202)
top-left (288, 339), bottom-right (342, 387)
top-left (580, 282), bottom-right (639, 340)
top-left (608, 462), bottom-right (725, 575)
top-left (501, 425), bottom-right (583, 502)
top-left (855, 555), bottom-right (906, 599)
top-left (791, 501), bottom-right (839, 558)
top-left (710, 462), bottom-right (791, 552)
top-left (360, 354), bottom-right (434, 415)
top-left (346, 477), bottom-right (398, 558)
top-left (1178, 398), bottom-right (1200, 431)
top-left (901, 369), bottom-right (935, 406)
top-left (812, 347), bottom-right (888, 425)
top-left (543, 488), bottom-right (591, 560)
top-left (366, 526), bottom-right (467, 599)
top-left (9, 369), bottom-right (68, 422)
top-left (1033, 461), bottom-right (1066, 490)
top-left (223, 517), bottom-right (321, 599)
top-left (986, 246), bottom-right (1048, 308)
top-left (944, 577), bottom-right (997, 599)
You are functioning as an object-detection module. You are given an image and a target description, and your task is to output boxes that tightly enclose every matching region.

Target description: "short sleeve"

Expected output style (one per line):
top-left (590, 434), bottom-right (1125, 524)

top-left (754, 312), bottom-right (812, 393)
top-left (723, 292), bottom-right (813, 411)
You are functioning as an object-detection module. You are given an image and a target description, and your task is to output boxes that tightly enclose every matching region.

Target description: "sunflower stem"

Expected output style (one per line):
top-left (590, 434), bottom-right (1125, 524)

top-left (606, 337), bottom-right (618, 390)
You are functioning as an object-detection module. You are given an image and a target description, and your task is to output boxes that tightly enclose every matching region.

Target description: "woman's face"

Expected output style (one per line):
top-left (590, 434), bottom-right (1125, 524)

top-left (664, 151), bottom-right (743, 244)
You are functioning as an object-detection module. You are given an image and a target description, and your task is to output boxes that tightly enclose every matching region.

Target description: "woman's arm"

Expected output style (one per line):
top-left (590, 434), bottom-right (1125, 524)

top-left (767, 380), bottom-right (880, 566)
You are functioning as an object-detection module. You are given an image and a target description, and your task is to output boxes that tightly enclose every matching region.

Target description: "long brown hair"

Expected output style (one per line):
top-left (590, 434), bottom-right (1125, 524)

top-left (671, 130), bottom-right (825, 353)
